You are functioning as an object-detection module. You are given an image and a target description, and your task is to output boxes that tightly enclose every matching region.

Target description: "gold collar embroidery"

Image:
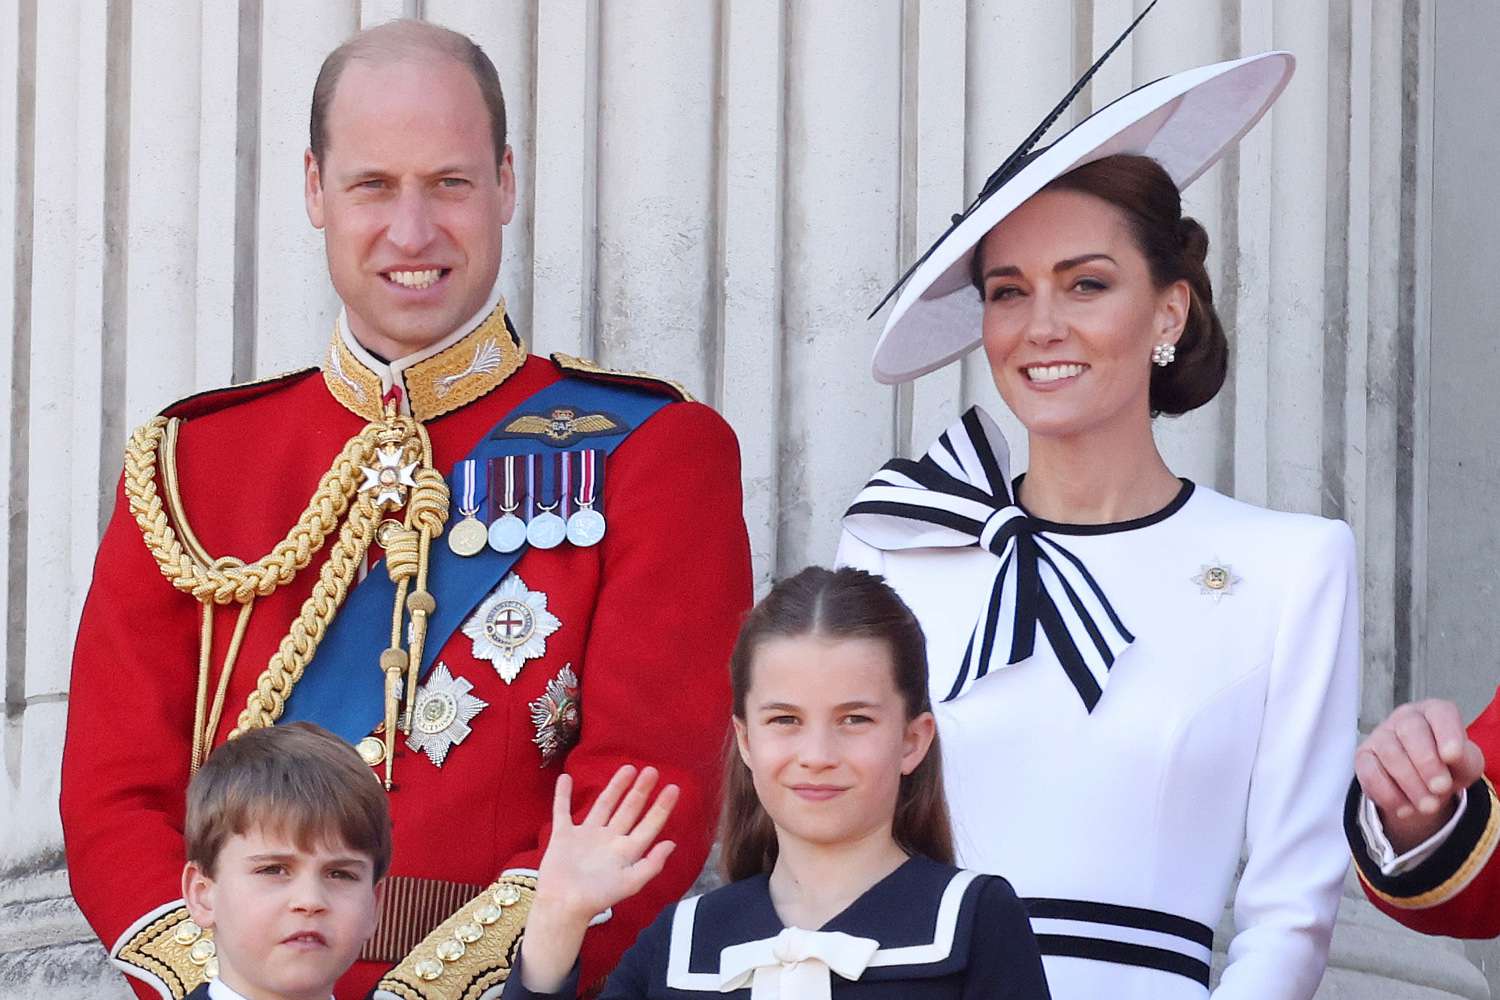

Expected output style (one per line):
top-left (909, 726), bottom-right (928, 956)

top-left (322, 303), bottom-right (528, 422)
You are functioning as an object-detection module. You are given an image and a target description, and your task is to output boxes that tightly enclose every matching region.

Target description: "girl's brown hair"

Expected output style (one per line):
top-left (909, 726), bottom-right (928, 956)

top-left (718, 566), bottom-right (954, 881)
top-left (974, 153), bottom-right (1228, 415)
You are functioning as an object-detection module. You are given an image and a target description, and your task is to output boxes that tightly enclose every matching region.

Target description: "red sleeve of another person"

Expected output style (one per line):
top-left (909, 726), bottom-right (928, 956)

top-left (1348, 687), bottom-right (1500, 938)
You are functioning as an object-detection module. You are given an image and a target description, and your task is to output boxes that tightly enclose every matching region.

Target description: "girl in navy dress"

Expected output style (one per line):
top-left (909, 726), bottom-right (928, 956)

top-left (503, 566), bottom-right (1051, 998)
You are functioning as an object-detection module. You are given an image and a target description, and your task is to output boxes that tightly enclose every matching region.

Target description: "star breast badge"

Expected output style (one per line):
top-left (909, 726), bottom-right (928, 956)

top-left (405, 661), bottom-right (488, 767)
top-left (462, 573), bottom-right (562, 683)
top-left (529, 664), bottom-right (581, 766)
top-left (1191, 560), bottom-right (1242, 602)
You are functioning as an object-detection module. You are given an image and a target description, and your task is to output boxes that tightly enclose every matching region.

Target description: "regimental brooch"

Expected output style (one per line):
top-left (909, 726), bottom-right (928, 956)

top-left (1191, 560), bottom-right (1242, 602)
top-left (405, 661), bottom-right (488, 767)
top-left (529, 664), bottom-right (580, 766)
top-left (462, 573), bottom-right (562, 683)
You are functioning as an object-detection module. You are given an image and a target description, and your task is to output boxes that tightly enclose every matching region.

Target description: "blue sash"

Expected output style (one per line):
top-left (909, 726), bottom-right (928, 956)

top-left (281, 377), bottom-right (672, 743)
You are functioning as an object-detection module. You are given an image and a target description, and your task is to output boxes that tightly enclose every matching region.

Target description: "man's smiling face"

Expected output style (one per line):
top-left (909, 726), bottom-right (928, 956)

top-left (304, 56), bottom-right (515, 361)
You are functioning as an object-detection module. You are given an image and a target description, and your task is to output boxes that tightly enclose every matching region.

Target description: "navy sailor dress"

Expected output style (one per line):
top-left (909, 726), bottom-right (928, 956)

top-left (502, 855), bottom-right (1051, 998)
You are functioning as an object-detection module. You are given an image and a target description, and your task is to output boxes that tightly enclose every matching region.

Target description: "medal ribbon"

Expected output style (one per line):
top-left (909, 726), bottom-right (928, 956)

top-left (577, 450), bottom-right (598, 508)
top-left (458, 460), bottom-right (478, 517)
top-left (558, 451), bottom-right (573, 519)
top-left (841, 407), bottom-right (1134, 711)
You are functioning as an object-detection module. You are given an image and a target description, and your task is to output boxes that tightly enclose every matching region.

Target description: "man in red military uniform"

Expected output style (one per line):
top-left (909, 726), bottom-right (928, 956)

top-left (61, 20), bottom-right (751, 1000)
top-left (1346, 691), bottom-right (1500, 937)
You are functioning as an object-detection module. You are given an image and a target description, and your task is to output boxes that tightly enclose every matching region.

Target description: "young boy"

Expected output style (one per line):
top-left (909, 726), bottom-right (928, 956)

top-left (178, 722), bottom-right (390, 1000)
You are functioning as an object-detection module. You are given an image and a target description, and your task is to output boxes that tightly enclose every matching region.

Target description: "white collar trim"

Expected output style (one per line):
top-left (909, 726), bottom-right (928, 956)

top-left (664, 868), bottom-right (979, 991)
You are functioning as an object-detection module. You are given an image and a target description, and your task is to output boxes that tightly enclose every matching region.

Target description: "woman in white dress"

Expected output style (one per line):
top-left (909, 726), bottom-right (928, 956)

top-left (836, 50), bottom-right (1359, 1000)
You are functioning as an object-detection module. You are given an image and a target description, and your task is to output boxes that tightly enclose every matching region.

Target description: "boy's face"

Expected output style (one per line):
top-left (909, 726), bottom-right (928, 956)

top-left (182, 825), bottom-right (383, 1000)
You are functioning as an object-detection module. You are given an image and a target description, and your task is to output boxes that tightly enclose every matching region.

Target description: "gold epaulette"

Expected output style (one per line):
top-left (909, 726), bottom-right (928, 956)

top-left (373, 873), bottom-right (536, 1000)
top-left (111, 901), bottom-right (215, 999)
top-left (550, 353), bottom-right (696, 403)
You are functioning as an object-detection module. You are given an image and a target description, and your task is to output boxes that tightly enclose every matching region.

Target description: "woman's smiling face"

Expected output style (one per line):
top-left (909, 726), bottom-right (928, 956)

top-left (976, 187), bottom-right (1188, 441)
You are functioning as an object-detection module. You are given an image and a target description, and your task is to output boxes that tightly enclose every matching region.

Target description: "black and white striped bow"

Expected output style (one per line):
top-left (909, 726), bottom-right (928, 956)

top-left (842, 408), bottom-right (1132, 711)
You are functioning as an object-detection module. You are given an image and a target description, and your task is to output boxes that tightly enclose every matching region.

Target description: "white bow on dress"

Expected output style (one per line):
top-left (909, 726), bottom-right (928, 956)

top-left (717, 926), bottom-right (879, 999)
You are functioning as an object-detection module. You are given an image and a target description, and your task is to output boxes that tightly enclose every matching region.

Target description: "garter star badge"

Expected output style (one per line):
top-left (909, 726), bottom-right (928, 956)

top-left (405, 661), bottom-right (488, 767)
top-left (462, 573), bottom-right (562, 683)
top-left (529, 664), bottom-right (581, 766)
top-left (1192, 560), bottom-right (1241, 602)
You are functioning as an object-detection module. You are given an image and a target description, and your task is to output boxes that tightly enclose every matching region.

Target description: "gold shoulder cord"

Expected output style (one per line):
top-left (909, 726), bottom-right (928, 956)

top-left (124, 400), bottom-right (449, 786)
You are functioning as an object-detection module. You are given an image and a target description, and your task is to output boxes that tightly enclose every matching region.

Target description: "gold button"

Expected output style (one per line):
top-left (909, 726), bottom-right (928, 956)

top-left (1205, 568), bottom-right (1228, 589)
top-left (376, 518), bottom-right (405, 549)
top-left (493, 883), bottom-right (522, 907)
top-left (474, 903), bottom-right (503, 926)
top-left (455, 921), bottom-right (483, 943)
top-left (415, 959), bottom-right (444, 981)
top-left (357, 736), bottom-right (386, 767)
top-left (172, 920), bottom-right (202, 945)
top-left (435, 938), bottom-right (466, 962)
top-left (188, 938), bottom-right (217, 965)
top-left (204, 957), bottom-right (219, 980)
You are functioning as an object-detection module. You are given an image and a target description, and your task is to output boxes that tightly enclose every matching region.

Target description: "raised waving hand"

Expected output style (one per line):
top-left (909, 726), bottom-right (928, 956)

top-left (517, 765), bottom-right (680, 993)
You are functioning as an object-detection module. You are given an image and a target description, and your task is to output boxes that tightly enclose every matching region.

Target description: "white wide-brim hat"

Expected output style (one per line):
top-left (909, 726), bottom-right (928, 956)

top-left (871, 51), bottom-right (1295, 385)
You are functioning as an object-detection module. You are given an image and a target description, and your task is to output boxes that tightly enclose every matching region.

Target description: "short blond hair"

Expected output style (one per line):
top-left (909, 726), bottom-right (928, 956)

top-left (185, 723), bottom-right (391, 880)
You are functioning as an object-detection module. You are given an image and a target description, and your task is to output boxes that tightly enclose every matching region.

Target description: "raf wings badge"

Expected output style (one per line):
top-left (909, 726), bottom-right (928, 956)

top-left (405, 661), bottom-right (488, 767)
top-left (495, 406), bottom-right (624, 447)
top-left (529, 664), bottom-right (581, 766)
top-left (462, 573), bottom-right (562, 683)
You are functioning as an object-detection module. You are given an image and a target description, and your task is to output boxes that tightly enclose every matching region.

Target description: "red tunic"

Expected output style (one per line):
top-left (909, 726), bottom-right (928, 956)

top-left (61, 336), bottom-right (751, 998)
top-left (1347, 685), bottom-right (1500, 937)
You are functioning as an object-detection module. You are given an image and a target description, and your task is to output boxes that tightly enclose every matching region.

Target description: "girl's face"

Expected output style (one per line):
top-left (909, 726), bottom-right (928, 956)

top-left (733, 635), bottom-right (935, 854)
top-left (976, 188), bottom-right (1188, 440)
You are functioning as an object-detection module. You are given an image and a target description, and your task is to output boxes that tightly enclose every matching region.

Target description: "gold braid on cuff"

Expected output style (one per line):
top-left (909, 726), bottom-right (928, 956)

top-left (113, 903), bottom-right (218, 999)
top-left (374, 873), bottom-right (536, 1000)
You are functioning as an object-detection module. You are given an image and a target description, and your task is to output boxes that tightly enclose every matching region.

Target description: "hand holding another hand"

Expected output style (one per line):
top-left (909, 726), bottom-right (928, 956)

top-left (1356, 699), bottom-right (1486, 854)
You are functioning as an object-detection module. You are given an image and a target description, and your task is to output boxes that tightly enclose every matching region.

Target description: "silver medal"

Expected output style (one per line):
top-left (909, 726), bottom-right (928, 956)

top-left (488, 512), bottom-right (527, 553)
top-left (527, 509), bottom-right (567, 550)
top-left (566, 507), bottom-right (607, 547)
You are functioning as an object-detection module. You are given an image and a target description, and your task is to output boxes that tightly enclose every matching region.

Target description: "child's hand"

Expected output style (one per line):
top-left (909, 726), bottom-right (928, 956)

top-left (537, 764), bottom-right (680, 920)
top-left (519, 765), bottom-right (679, 992)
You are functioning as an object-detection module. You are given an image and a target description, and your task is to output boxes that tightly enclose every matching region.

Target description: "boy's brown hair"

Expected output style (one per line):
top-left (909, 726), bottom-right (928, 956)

top-left (185, 722), bottom-right (392, 880)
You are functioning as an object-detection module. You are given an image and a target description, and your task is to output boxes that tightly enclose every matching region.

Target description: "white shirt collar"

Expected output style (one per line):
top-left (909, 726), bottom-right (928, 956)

top-left (336, 280), bottom-right (507, 408)
top-left (208, 977), bottom-right (333, 1000)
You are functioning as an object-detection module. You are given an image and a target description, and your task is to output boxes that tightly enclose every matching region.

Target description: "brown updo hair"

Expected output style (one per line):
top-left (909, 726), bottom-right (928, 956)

top-left (976, 153), bottom-right (1227, 415)
top-left (717, 566), bottom-right (954, 881)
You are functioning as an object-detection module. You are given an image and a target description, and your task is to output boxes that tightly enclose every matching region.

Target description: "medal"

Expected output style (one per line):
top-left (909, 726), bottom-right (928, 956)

top-left (527, 505), bottom-right (567, 549)
top-left (487, 456), bottom-right (527, 553)
top-left (405, 661), bottom-right (489, 767)
top-left (447, 460), bottom-right (487, 557)
top-left (524, 453), bottom-right (566, 549)
top-left (566, 450), bottom-right (607, 547)
top-left (529, 663), bottom-right (581, 766)
top-left (462, 573), bottom-right (562, 683)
